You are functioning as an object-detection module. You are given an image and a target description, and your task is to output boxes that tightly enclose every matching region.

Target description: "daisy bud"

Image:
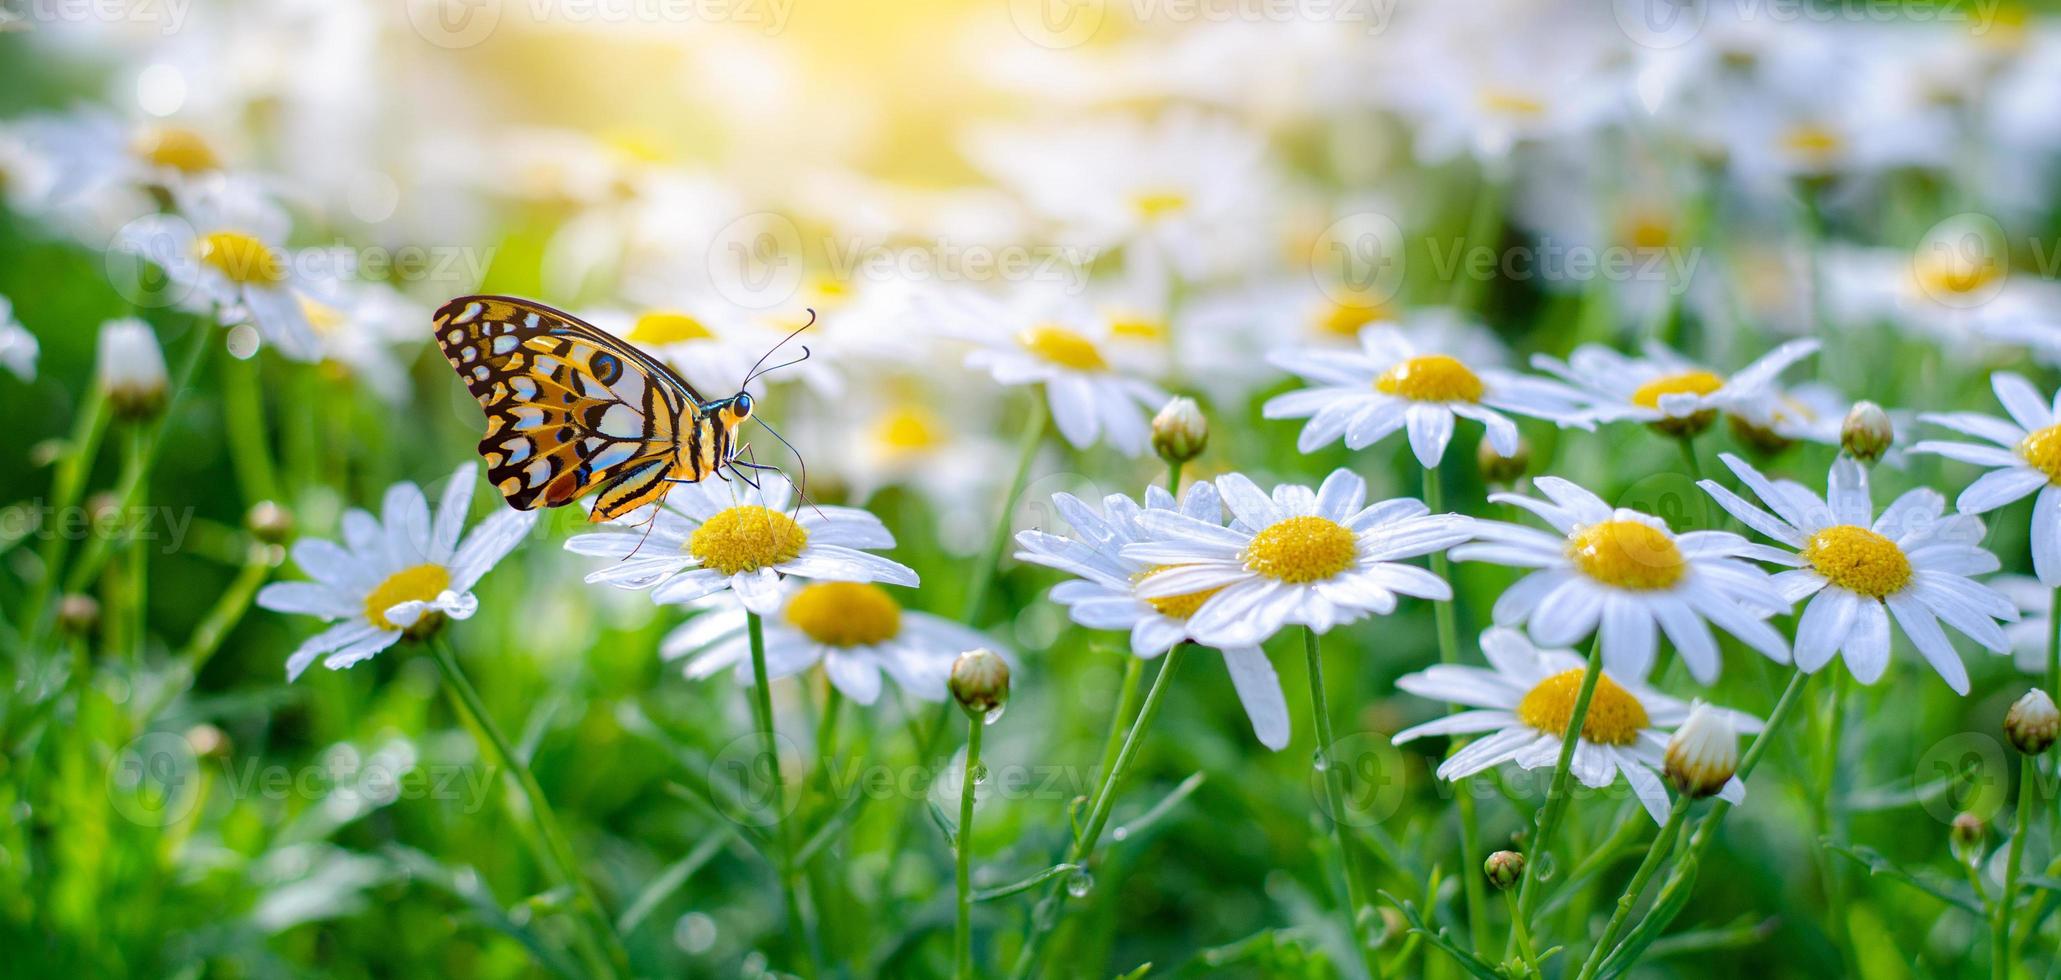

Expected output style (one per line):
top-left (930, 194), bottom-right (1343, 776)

top-left (949, 648), bottom-right (1010, 719)
top-left (2004, 688), bottom-right (2058, 755)
top-left (1152, 396), bottom-right (1208, 466)
top-left (56, 593), bottom-right (100, 635)
top-left (1476, 435), bottom-right (1530, 486)
top-left (1663, 702), bottom-right (1737, 799)
top-left (246, 500), bottom-right (294, 545)
top-left (1484, 850), bottom-right (1525, 891)
top-left (1840, 401), bottom-right (1893, 464)
top-left (184, 723), bottom-right (230, 760)
top-left (96, 318), bottom-right (169, 421)
top-left (1950, 812), bottom-right (1988, 866)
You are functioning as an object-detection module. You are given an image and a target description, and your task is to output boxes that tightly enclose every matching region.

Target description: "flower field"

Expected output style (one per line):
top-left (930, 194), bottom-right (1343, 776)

top-left (1, 2), bottom-right (2059, 977)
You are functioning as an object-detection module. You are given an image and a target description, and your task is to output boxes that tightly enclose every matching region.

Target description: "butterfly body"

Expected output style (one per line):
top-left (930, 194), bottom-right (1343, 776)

top-left (433, 295), bottom-right (756, 522)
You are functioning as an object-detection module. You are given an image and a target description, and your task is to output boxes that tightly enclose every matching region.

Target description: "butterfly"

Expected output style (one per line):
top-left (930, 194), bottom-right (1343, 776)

top-left (432, 295), bottom-right (808, 522)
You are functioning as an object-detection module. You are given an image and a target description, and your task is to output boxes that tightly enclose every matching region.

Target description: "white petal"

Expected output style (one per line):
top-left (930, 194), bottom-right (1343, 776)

top-left (1222, 646), bottom-right (1291, 750)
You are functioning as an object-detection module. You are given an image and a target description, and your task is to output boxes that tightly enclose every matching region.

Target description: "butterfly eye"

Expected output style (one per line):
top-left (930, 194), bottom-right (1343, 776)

top-left (733, 393), bottom-right (753, 417)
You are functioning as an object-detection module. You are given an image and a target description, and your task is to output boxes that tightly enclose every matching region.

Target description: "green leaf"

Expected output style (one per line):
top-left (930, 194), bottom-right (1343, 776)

top-left (1821, 840), bottom-right (1981, 914)
top-left (1599, 856), bottom-right (1700, 979)
top-left (1108, 772), bottom-right (1204, 842)
top-left (617, 833), bottom-right (729, 934)
top-left (972, 863), bottom-right (1081, 903)
top-left (928, 799), bottom-right (956, 847)
top-left (1377, 891), bottom-right (1505, 980)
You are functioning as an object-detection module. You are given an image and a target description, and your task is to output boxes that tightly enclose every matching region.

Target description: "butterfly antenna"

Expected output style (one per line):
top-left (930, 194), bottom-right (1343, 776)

top-left (740, 309), bottom-right (816, 389)
top-left (753, 419), bottom-right (826, 520)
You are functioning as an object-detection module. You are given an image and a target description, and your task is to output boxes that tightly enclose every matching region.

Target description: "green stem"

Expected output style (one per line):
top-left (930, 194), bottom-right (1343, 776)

top-left (1423, 465), bottom-right (1490, 955)
top-left (1600, 669), bottom-right (1810, 963)
top-left (1009, 643), bottom-right (1187, 980)
top-left (1816, 670), bottom-right (1858, 977)
top-left (955, 714), bottom-right (985, 979)
top-left (1516, 635), bottom-right (1605, 922)
top-left (1305, 627), bottom-right (1385, 980)
top-left (428, 635), bottom-right (626, 979)
top-left (745, 611), bottom-right (816, 978)
top-left (1094, 657), bottom-right (1147, 804)
top-left (1576, 793), bottom-right (1692, 980)
top-left (21, 386), bottom-right (107, 633)
top-left (1995, 754), bottom-right (2036, 980)
top-left (1676, 435), bottom-right (1704, 487)
top-left (963, 403), bottom-right (1046, 625)
top-left (1449, 169), bottom-right (1505, 313)
top-left (1507, 889), bottom-right (1543, 979)
top-left (221, 348), bottom-right (278, 503)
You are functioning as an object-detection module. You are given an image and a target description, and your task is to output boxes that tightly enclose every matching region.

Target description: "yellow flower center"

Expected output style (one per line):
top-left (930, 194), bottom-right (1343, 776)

top-left (196, 231), bottom-right (285, 285)
top-left (628, 310), bottom-right (714, 345)
top-left (299, 296), bottom-right (347, 337)
top-left (2021, 425), bottom-right (2061, 485)
top-left (1620, 212), bottom-right (1675, 251)
top-left (1566, 520), bottom-right (1685, 591)
top-left (1134, 564), bottom-right (1226, 620)
top-left (362, 563), bottom-right (451, 633)
top-left (873, 406), bottom-right (945, 456)
top-left (132, 126), bottom-right (219, 174)
top-left (1516, 668), bottom-right (1650, 746)
top-left (1375, 354), bottom-right (1485, 403)
top-left (1630, 370), bottom-right (1724, 410)
top-left (1108, 315), bottom-right (1167, 343)
top-left (1018, 325), bottom-right (1108, 371)
top-left (1478, 88), bottom-right (1546, 116)
top-left (1131, 190), bottom-right (1189, 219)
top-left (1803, 525), bottom-right (1912, 599)
top-left (1781, 123), bottom-right (1845, 164)
top-left (688, 505), bottom-right (809, 576)
top-left (1314, 295), bottom-right (1391, 339)
top-left (1242, 515), bottom-right (1358, 584)
top-left (783, 581), bottom-right (902, 646)
top-left (1913, 249), bottom-right (2003, 297)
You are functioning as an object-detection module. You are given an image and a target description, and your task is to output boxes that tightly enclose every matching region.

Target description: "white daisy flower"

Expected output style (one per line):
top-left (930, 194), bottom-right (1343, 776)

top-left (0, 295), bottom-right (36, 380)
top-left (564, 476), bottom-right (917, 616)
top-left (948, 288), bottom-right (1170, 456)
top-left (118, 180), bottom-right (322, 360)
top-left (258, 463), bottom-right (538, 681)
top-left (1118, 470), bottom-right (1475, 650)
top-left (1014, 482), bottom-right (1292, 750)
top-left (659, 583), bottom-right (1001, 706)
top-left (1263, 314), bottom-right (1590, 465)
top-left (1454, 478), bottom-right (1791, 683)
top-left (1995, 576), bottom-right (2058, 675)
top-left (1392, 628), bottom-right (1761, 823)
top-left (1531, 339), bottom-right (1820, 438)
top-left (1699, 453), bottom-right (2015, 695)
top-left (1913, 372), bottom-right (2061, 587)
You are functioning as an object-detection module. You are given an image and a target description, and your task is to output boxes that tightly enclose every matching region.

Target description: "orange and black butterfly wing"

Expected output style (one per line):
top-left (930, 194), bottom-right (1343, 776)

top-left (433, 295), bottom-right (702, 522)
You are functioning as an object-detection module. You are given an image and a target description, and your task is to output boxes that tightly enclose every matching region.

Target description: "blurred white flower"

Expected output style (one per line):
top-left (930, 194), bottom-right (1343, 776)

top-left (0, 295), bottom-right (36, 381)
top-left (951, 289), bottom-right (1170, 456)
top-left (259, 463), bottom-right (538, 681)
top-left (1533, 339), bottom-right (1819, 436)
top-left (1264, 313), bottom-right (1589, 465)
top-left (964, 110), bottom-right (1276, 280)
top-left (1701, 453), bottom-right (2015, 695)
top-left (1456, 477), bottom-right (1791, 682)
top-left (1994, 575), bottom-right (2058, 674)
top-left (662, 582), bottom-right (1000, 706)
top-left (95, 317), bottom-right (168, 418)
top-left (1122, 470), bottom-right (1473, 648)
top-left (1913, 372), bottom-right (2061, 587)
top-left (1392, 628), bottom-right (1760, 823)
top-left (564, 476), bottom-right (915, 616)
top-left (120, 180), bottom-right (324, 359)
top-left (1015, 482), bottom-right (1291, 750)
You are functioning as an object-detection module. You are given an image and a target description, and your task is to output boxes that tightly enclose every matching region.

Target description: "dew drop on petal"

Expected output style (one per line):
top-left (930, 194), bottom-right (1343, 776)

top-left (971, 762), bottom-right (990, 785)
top-left (1065, 869), bottom-right (1095, 897)
top-left (983, 704), bottom-right (1006, 726)
top-left (226, 324), bottom-right (261, 359)
top-left (1311, 748), bottom-right (1330, 772)
top-left (673, 911), bottom-right (718, 954)
top-left (1111, 826), bottom-right (1130, 842)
